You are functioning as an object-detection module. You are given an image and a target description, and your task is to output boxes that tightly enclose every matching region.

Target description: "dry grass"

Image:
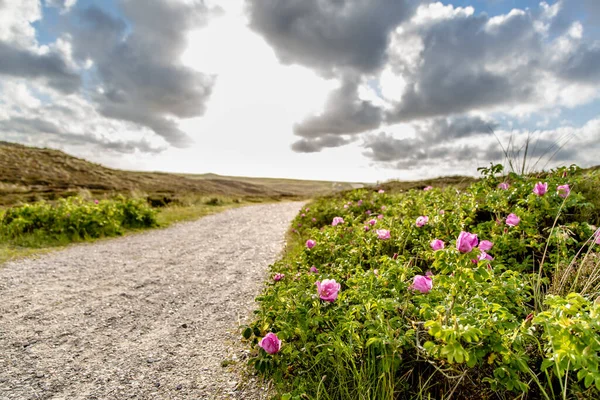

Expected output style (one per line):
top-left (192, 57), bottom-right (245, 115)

top-left (0, 141), bottom-right (364, 206)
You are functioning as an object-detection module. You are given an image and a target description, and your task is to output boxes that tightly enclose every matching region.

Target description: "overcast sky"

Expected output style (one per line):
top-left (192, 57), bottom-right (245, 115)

top-left (1, 0), bottom-right (599, 182)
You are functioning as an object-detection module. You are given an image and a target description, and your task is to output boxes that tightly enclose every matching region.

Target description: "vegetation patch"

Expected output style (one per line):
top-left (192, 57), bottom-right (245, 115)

top-left (244, 165), bottom-right (600, 399)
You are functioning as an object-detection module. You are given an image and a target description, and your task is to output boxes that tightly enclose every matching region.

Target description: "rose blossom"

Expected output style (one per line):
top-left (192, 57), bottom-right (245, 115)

top-left (533, 182), bottom-right (548, 196)
top-left (363, 225), bottom-right (370, 232)
top-left (557, 184), bottom-right (571, 198)
top-left (273, 273), bottom-right (285, 281)
top-left (332, 217), bottom-right (345, 226)
top-left (316, 279), bottom-right (341, 302)
top-left (378, 189), bottom-right (385, 193)
top-left (368, 219), bottom-right (377, 226)
top-left (411, 275), bottom-right (433, 293)
top-left (416, 216), bottom-right (429, 227)
top-left (357, 200), bottom-right (363, 206)
top-left (423, 186), bottom-right (433, 191)
top-left (430, 239), bottom-right (445, 251)
top-left (506, 213), bottom-right (520, 227)
top-left (310, 266), bottom-right (319, 274)
top-left (456, 231), bottom-right (479, 253)
top-left (259, 332), bottom-right (282, 354)
top-left (306, 239), bottom-right (316, 249)
top-left (377, 214), bottom-right (384, 219)
top-left (478, 240), bottom-right (494, 251)
top-left (376, 229), bottom-right (391, 240)
top-left (498, 182), bottom-right (510, 190)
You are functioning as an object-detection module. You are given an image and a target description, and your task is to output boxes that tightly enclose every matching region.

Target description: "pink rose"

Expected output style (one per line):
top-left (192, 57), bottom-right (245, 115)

top-left (306, 239), bottom-right (316, 249)
top-left (357, 200), bottom-right (363, 206)
top-left (377, 214), bottom-right (384, 219)
top-left (316, 279), bottom-right (341, 302)
top-left (378, 189), bottom-right (385, 193)
top-left (423, 186), bottom-right (433, 191)
top-left (557, 184), bottom-right (570, 198)
top-left (533, 182), bottom-right (548, 196)
top-left (498, 182), bottom-right (510, 190)
top-left (506, 213), bottom-right (520, 227)
top-left (332, 217), bottom-right (345, 226)
top-left (411, 275), bottom-right (433, 293)
top-left (478, 251), bottom-right (494, 261)
top-left (312, 217), bottom-right (317, 222)
top-left (368, 219), bottom-right (377, 226)
top-left (259, 332), bottom-right (282, 354)
top-left (478, 240), bottom-right (494, 251)
top-left (273, 273), bottom-right (285, 281)
top-left (301, 213), bottom-right (305, 217)
top-left (456, 231), bottom-right (479, 253)
top-left (416, 216), bottom-right (429, 227)
top-left (594, 229), bottom-right (600, 245)
top-left (343, 204), bottom-right (349, 209)
top-left (439, 210), bottom-right (445, 215)
top-left (376, 229), bottom-right (391, 240)
top-left (310, 266), bottom-right (319, 274)
top-left (305, 208), bottom-right (310, 212)
top-left (430, 239), bottom-right (445, 251)
top-left (94, 199), bottom-right (99, 204)
top-left (381, 206), bottom-right (386, 210)
top-left (364, 225), bottom-right (370, 232)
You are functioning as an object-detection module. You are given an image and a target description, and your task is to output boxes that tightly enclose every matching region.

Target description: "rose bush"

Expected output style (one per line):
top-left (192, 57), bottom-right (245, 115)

top-left (243, 164), bottom-right (600, 399)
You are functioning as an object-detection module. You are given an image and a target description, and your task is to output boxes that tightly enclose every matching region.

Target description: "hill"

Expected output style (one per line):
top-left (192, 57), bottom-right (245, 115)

top-left (0, 142), bottom-right (363, 206)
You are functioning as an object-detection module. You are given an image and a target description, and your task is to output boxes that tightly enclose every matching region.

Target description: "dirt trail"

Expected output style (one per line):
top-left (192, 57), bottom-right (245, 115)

top-left (0, 202), bottom-right (304, 400)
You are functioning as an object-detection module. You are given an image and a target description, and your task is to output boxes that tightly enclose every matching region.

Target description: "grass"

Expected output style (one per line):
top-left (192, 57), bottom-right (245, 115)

top-left (0, 195), bottom-right (274, 266)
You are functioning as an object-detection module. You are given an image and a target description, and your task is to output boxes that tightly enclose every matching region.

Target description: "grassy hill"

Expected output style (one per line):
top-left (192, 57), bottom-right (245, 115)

top-left (0, 142), bottom-right (364, 206)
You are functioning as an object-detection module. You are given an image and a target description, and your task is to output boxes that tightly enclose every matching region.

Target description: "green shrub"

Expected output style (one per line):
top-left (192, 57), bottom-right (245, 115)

top-left (244, 165), bottom-right (600, 399)
top-left (0, 195), bottom-right (157, 246)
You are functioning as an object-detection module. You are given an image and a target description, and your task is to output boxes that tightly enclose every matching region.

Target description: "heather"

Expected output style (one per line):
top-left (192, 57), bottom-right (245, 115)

top-left (244, 165), bottom-right (600, 399)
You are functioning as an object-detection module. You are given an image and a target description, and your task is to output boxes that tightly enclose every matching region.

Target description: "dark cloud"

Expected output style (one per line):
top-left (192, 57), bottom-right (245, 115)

top-left (362, 115), bottom-right (498, 163)
top-left (67, 1), bottom-right (218, 147)
top-left (293, 77), bottom-right (382, 141)
top-left (558, 44), bottom-right (600, 83)
top-left (386, 9), bottom-right (541, 123)
top-left (291, 135), bottom-right (354, 153)
top-left (0, 41), bottom-right (81, 93)
top-left (246, 0), bottom-right (415, 75)
top-left (0, 116), bottom-right (164, 154)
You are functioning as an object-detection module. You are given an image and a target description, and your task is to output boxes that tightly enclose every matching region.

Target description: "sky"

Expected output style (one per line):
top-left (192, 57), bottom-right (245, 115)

top-left (0, 0), bottom-right (599, 183)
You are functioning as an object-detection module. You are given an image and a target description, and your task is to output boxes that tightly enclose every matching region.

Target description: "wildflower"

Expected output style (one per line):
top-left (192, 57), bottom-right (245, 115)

top-left (381, 206), bottom-right (386, 211)
top-left (557, 184), bottom-right (571, 198)
top-left (416, 216), bottom-right (429, 227)
top-left (316, 279), bottom-right (341, 302)
top-left (332, 217), bottom-right (345, 226)
top-left (368, 219), bottom-right (377, 226)
top-left (411, 275), bottom-right (433, 293)
top-left (312, 217), bottom-right (317, 222)
top-left (424, 186), bottom-right (433, 191)
top-left (310, 266), bottom-right (319, 274)
top-left (456, 231), bottom-right (479, 253)
top-left (259, 333), bottom-right (282, 354)
top-left (94, 199), bottom-right (99, 204)
top-left (533, 182), bottom-right (548, 196)
top-left (364, 225), bottom-right (370, 232)
top-left (478, 240), bottom-right (494, 251)
top-left (305, 208), bottom-right (310, 212)
top-left (498, 182), bottom-right (510, 190)
top-left (343, 204), bottom-right (349, 209)
top-left (366, 210), bottom-right (372, 215)
top-left (357, 200), bottom-right (363, 206)
top-left (506, 213), bottom-right (520, 227)
top-left (376, 229), bottom-right (391, 240)
top-left (430, 239), bottom-right (445, 251)
top-left (273, 273), bottom-right (285, 281)
top-left (306, 239), bottom-right (316, 249)
top-left (378, 189), bottom-right (385, 193)
top-left (439, 210), bottom-right (445, 215)
top-left (377, 214), bottom-right (384, 219)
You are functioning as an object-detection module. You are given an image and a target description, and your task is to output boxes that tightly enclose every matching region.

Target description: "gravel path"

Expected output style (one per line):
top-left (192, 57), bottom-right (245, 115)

top-left (0, 202), bottom-right (304, 400)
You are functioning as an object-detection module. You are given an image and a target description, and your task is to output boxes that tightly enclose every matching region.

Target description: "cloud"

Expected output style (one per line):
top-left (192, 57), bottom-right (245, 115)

top-left (0, 115), bottom-right (164, 154)
top-left (45, 0), bottom-right (78, 13)
top-left (246, 0), bottom-right (415, 76)
top-left (362, 115), bottom-right (498, 163)
top-left (0, 41), bottom-right (81, 93)
top-left (291, 135), bottom-right (355, 153)
top-left (67, 1), bottom-right (218, 147)
top-left (293, 77), bottom-right (382, 140)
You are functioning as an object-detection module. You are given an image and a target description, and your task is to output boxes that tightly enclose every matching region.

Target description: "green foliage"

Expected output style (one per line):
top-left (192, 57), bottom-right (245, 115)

top-left (0, 196), bottom-right (157, 246)
top-left (244, 165), bottom-right (600, 399)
